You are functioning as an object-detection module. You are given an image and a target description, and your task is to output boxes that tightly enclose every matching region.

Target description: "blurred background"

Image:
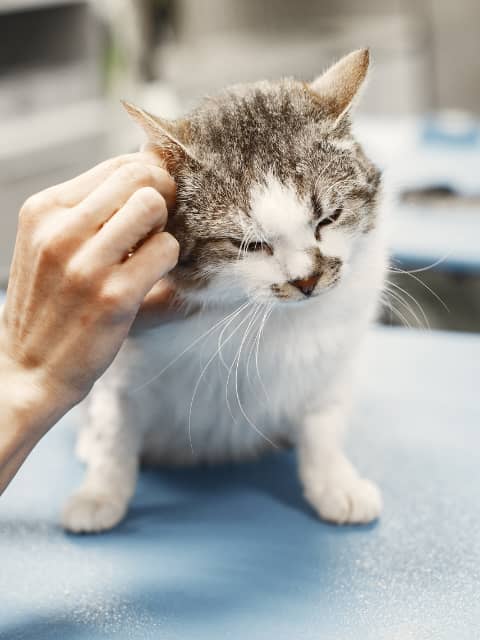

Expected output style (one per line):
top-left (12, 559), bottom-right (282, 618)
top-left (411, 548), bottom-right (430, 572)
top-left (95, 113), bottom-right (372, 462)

top-left (1, 0), bottom-right (479, 331)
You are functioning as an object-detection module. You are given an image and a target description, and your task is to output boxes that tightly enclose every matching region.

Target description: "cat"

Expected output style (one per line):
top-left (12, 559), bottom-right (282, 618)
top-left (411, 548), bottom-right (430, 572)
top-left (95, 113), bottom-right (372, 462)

top-left (62, 49), bottom-right (386, 533)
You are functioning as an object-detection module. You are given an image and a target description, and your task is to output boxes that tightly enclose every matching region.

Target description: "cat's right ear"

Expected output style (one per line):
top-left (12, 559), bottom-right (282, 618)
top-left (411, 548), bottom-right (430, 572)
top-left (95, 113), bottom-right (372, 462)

top-left (121, 101), bottom-right (197, 173)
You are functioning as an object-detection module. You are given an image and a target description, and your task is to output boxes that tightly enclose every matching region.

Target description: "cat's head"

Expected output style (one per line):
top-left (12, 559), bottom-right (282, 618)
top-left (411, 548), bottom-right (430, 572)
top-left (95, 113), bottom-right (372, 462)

top-left (124, 49), bottom-right (381, 305)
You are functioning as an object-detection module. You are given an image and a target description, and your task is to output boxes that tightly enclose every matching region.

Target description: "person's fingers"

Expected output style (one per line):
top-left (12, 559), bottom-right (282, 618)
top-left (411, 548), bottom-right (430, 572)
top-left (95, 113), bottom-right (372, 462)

top-left (69, 162), bottom-right (175, 235)
top-left (45, 152), bottom-right (171, 208)
top-left (86, 187), bottom-right (168, 266)
top-left (140, 279), bottom-right (177, 310)
top-left (117, 232), bottom-right (179, 298)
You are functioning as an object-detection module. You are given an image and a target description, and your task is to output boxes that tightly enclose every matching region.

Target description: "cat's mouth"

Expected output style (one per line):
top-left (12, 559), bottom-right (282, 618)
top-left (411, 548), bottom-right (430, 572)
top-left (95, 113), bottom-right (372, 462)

top-left (270, 275), bottom-right (340, 302)
top-left (270, 283), bottom-right (313, 301)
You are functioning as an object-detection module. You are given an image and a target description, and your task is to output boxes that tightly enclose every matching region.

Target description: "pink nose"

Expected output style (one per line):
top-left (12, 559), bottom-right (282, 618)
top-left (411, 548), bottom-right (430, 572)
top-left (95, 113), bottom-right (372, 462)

top-left (290, 274), bottom-right (320, 297)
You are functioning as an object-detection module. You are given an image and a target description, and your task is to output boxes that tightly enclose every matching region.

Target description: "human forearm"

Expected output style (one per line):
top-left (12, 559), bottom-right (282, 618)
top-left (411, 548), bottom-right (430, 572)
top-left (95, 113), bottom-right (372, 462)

top-left (0, 343), bottom-right (76, 495)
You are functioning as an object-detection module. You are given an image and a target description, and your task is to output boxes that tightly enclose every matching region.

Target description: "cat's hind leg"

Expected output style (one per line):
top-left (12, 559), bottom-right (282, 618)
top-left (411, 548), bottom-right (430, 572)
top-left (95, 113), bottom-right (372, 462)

top-left (62, 384), bottom-right (143, 534)
top-left (298, 396), bottom-right (381, 525)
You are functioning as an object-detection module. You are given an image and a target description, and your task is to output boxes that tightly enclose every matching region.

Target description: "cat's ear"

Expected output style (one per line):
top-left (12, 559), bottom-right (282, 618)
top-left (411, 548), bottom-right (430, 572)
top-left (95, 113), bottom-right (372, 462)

top-left (121, 100), bottom-right (197, 172)
top-left (309, 49), bottom-right (370, 125)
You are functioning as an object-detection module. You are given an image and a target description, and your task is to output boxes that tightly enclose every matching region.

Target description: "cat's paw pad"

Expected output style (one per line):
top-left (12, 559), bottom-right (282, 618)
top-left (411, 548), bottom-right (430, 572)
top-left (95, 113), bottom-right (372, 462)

top-left (305, 475), bottom-right (382, 525)
top-left (62, 492), bottom-right (127, 533)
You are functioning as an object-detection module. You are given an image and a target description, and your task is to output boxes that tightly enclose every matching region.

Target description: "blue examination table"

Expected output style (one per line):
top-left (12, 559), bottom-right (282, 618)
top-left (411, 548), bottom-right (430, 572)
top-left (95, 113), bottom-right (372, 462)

top-left (1, 326), bottom-right (479, 639)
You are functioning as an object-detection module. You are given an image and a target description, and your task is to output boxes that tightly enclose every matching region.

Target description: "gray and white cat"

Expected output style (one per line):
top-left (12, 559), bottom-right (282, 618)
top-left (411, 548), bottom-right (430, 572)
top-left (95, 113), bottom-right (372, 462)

top-left (63, 49), bottom-right (387, 533)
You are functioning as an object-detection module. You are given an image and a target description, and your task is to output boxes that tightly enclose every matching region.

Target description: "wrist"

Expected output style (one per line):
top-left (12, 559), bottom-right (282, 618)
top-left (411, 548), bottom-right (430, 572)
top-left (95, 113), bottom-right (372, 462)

top-left (0, 325), bottom-right (82, 495)
top-left (0, 335), bottom-right (77, 450)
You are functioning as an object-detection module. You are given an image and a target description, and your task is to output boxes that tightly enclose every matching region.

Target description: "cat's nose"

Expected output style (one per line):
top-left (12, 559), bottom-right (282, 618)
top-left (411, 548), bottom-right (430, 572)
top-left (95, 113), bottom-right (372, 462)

top-left (290, 274), bottom-right (320, 297)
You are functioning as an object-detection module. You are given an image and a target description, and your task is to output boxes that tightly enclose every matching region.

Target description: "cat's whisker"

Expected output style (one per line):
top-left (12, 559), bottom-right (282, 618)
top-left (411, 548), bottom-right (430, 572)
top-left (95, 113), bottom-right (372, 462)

top-left (385, 281), bottom-right (430, 329)
top-left (381, 292), bottom-right (412, 329)
top-left (224, 304), bottom-right (260, 423)
top-left (245, 302), bottom-right (270, 390)
top-left (188, 304), bottom-right (255, 453)
top-left (384, 285), bottom-right (424, 329)
top-left (254, 303), bottom-right (275, 404)
top-left (231, 304), bottom-right (277, 448)
top-left (219, 303), bottom-right (256, 423)
top-left (211, 301), bottom-right (251, 378)
top-left (380, 294), bottom-right (405, 328)
top-left (383, 296), bottom-right (411, 329)
top-left (216, 302), bottom-right (252, 370)
top-left (381, 294), bottom-right (395, 324)
top-left (132, 301), bottom-right (250, 393)
top-left (389, 266), bottom-right (450, 313)
top-left (390, 252), bottom-right (453, 276)
top-left (233, 305), bottom-right (260, 399)
top-left (390, 291), bottom-right (422, 328)
top-left (246, 305), bottom-right (263, 387)
top-left (389, 280), bottom-right (431, 329)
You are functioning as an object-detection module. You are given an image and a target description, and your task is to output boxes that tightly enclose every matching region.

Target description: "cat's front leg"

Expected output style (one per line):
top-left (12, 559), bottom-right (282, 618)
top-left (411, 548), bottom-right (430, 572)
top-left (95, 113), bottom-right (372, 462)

top-left (298, 400), bottom-right (381, 525)
top-left (62, 384), bottom-right (142, 534)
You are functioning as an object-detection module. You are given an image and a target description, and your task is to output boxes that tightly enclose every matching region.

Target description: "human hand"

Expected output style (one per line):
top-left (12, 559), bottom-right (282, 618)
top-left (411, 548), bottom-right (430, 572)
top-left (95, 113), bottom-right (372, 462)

top-left (0, 152), bottom-right (179, 416)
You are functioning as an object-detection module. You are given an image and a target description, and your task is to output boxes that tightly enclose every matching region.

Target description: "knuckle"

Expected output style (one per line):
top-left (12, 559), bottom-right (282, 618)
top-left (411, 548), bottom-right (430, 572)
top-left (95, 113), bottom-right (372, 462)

top-left (118, 161), bottom-right (152, 186)
top-left (116, 161), bottom-right (168, 193)
top-left (64, 259), bottom-right (94, 292)
top-left (19, 193), bottom-right (46, 222)
top-left (33, 233), bottom-right (61, 265)
top-left (134, 187), bottom-right (166, 218)
top-left (35, 223), bottom-right (72, 259)
top-left (98, 285), bottom-right (121, 309)
top-left (103, 153), bottom-right (145, 175)
top-left (48, 230), bottom-right (67, 253)
top-left (98, 281), bottom-right (136, 316)
top-left (107, 154), bottom-right (135, 171)
top-left (38, 242), bottom-right (59, 266)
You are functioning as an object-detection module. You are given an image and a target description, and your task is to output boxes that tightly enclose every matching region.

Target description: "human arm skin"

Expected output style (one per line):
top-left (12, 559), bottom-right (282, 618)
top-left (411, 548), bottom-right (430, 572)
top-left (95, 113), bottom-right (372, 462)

top-left (0, 152), bottom-right (179, 495)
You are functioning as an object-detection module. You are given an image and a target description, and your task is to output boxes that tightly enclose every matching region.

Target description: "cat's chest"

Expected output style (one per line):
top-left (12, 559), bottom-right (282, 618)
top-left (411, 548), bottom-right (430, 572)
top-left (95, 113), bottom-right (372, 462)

top-left (127, 302), bottom-right (354, 414)
top-left (107, 300), bottom-right (364, 461)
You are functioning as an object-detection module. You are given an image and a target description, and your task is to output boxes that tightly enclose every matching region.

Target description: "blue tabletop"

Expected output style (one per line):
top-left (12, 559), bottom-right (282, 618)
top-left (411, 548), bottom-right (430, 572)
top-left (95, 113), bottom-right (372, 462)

top-left (1, 327), bottom-right (480, 640)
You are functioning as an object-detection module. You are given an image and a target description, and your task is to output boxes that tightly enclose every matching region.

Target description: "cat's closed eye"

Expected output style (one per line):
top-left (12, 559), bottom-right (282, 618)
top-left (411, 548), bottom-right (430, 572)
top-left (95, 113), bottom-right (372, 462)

top-left (229, 238), bottom-right (273, 255)
top-left (315, 207), bottom-right (343, 240)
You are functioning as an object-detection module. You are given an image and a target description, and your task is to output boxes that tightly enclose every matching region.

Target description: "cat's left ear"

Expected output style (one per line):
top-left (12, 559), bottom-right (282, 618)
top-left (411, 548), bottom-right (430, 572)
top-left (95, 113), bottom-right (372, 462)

top-left (309, 48), bottom-right (370, 126)
top-left (121, 101), bottom-right (198, 173)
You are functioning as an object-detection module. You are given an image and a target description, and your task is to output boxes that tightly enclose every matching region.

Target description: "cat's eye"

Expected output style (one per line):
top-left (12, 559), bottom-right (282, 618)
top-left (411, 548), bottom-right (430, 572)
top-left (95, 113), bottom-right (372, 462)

top-left (323, 207), bottom-right (343, 225)
top-left (230, 238), bottom-right (272, 255)
top-left (315, 207), bottom-right (343, 239)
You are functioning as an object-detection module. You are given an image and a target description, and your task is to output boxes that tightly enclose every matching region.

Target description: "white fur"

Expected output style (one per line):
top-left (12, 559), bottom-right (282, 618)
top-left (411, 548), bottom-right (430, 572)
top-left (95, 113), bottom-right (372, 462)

top-left (63, 178), bottom-right (387, 533)
top-left (229, 175), bottom-right (357, 304)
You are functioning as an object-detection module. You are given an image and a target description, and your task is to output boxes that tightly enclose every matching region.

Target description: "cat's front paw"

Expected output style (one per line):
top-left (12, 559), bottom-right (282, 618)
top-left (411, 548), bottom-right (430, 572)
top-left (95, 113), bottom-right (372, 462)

top-left (304, 474), bottom-right (382, 525)
top-left (62, 491), bottom-right (127, 534)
